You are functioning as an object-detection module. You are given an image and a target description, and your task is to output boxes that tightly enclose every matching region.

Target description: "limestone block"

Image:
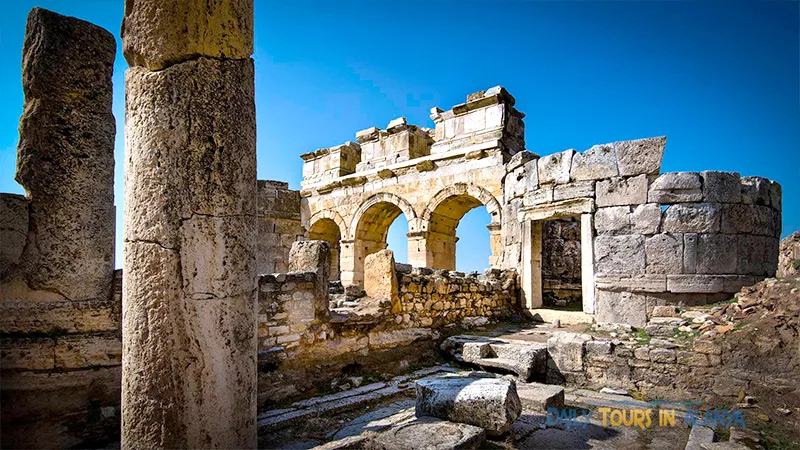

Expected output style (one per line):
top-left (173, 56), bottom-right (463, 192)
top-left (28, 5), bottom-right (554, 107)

top-left (122, 0), bottom-right (254, 70)
top-left (537, 150), bottom-right (574, 185)
top-left (55, 334), bottom-right (121, 369)
top-left (594, 206), bottom-right (631, 235)
top-left (666, 275), bottom-right (725, 293)
top-left (547, 332), bottom-right (592, 373)
top-left (415, 377), bottom-right (522, 435)
top-left (366, 416), bottom-right (485, 450)
top-left (740, 176), bottom-right (771, 206)
top-left (768, 181), bottom-right (782, 209)
top-left (594, 235), bottom-right (645, 275)
top-left (289, 240), bottom-right (331, 277)
top-left (368, 328), bottom-right (436, 350)
top-left (595, 290), bottom-right (647, 327)
top-left (737, 235), bottom-right (779, 276)
top-left (721, 204), bottom-right (780, 237)
top-left (17, 8), bottom-right (116, 302)
top-left (683, 233), bottom-right (698, 274)
top-left (0, 337), bottom-right (55, 370)
top-left (570, 143), bottom-right (618, 181)
top-left (0, 194), bottom-right (28, 281)
top-left (364, 249), bottom-right (399, 306)
top-left (516, 382), bottom-right (565, 411)
top-left (506, 151), bottom-right (538, 173)
top-left (645, 234), bottom-right (683, 274)
top-left (696, 234), bottom-right (737, 274)
top-left (596, 175), bottom-right (648, 207)
top-left (661, 204), bottom-right (721, 233)
top-left (630, 204), bottom-right (662, 235)
top-left (0, 299), bottom-right (119, 335)
top-left (648, 172), bottom-right (702, 204)
top-left (701, 171), bottom-right (741, 203)
top-left (594, 274), bottom-right (667, 293)
top-left (553, 181), bottom-right (595, 201)
top-left (615, 136), bottom-right (666, 176)
top-left (523, 186), bottom-right (554, 206)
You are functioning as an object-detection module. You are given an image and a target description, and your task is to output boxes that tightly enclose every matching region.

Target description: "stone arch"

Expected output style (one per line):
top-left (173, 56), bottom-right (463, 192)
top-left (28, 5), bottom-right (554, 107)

top-left (419, 183), bottom-right (503, 270)
top-left (342, 193), bottom-right (417, 286)
top-left (307, 211), bottom-right (345, 281)
top-left (308, 209), bottom-right (348, 240)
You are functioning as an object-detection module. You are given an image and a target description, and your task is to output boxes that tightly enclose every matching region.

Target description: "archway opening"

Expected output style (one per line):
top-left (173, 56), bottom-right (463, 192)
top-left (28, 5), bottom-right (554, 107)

top-left (308, 218), bottom-right (341, 281)
top-left (351, 201), bottom-right (409, 285)
top-left (428, 194), bottom-right (499, 271)
top-left (540, 217), bottom-right (582, 311)
top-left (455, 207), bottom-right (492, 273)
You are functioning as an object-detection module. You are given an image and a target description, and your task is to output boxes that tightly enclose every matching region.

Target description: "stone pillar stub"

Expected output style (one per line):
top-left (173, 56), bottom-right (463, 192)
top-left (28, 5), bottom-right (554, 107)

top-left (121, 0), bottom-right (254, 70)
top-left (521, 220), bottom-right (543, 310)
top-left (122, 1), bottom-right (257, 448)
top-left (15, 7), bottom-right (116, 302)
top-left (580, 214), bottom-right (595, 314)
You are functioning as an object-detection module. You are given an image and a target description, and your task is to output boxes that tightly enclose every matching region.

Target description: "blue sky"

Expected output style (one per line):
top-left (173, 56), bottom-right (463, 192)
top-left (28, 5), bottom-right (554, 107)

top-left (1, 1), bottom-right (798, 271)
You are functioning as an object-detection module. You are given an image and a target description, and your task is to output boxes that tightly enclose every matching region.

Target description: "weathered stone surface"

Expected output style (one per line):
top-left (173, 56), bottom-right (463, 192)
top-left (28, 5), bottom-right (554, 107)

top-left (123, 42), bottom-right (256, 450)
top-left (615, 136), bottom-right (665, 176)
top-left (648, 172), bottom-right (702, 203)
top-left (737, 235), bottom-right (779, 276)
top-left (594, 274), bottom-right (666, 293)
top-left (289, 240), bottom-right (331, 278)
top-left (54, 334), bottom-right (121, 369)
top-left (666, 275), bottom-right (725, 293)
top-left (594, 235), bottom-right (645, 275)
top-left (570, 144), bottom-right (618, 181)
top-left (0, 194), bottom-right (28, 281)
top-left (685, 425), bottom-right (714, 450)
top-left (596, 175), bottom-right (648, 207)
top-left (595, 290), bottom-right (647, 327)
top-left (366, 416), bottom-right (485, 450)
top-left (121, 0), bottom-right (254, 70)
top-left (368, 328), bottom-right (436, 350)
top-left (14, 8), bottom-right (116, 302)
top-left (740, 176), bottom-right (771, 206)
top-left (506, 151), bottom-right (538, 173)
top-left (696, 234), bottom-right (737, 274)
top-left (415, 377), bottom-right (521, 435)
top-left (662, 204), bottom-right (721, 233)
top-left (594, 206), bottom-right (630, 235)
top-left (516, 382), bottom-right (565, 411)
top-left (701, 171), bottom-right (741, 203)
top-left (364, 249), bottom-right (399, 306)
top-left (537, 150), bottom-right (574, 185)
top-left (553, 181), bottom-right (595, 201)
top-left (460, 339), bottom-right (547, 381)
top-left (778, 231), bottom-right (800, 278)
top-left (547, 332), bottom-right (592, 373)
top-left (720, 204), bottom-right (780, 237)
top-left (631, 204), bottom-right (662, 235)
top-left (645, 234), bottom-right (683, 274)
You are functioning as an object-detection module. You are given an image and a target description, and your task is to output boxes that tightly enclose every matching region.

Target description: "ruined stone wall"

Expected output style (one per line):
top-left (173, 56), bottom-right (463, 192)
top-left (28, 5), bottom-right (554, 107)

top-left (395, 268), bottom-right (518, 328)
top-left (257, 180), bottom-right (304, 275)
top-left (503, 137), bottom-right (782, 325)
top-left (254, 242), bottom-right (518, 406)
top-left (0, 9), bottom-right (120, 449)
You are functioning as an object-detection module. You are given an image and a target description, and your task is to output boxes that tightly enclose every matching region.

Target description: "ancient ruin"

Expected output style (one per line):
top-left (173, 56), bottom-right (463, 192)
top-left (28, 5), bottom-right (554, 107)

top-left (0, 2), bottom-right (797, 449)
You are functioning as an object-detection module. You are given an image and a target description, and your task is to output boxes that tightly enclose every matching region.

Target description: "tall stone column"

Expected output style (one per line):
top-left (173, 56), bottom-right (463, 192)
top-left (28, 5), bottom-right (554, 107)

top-left (121, 1), bottom-right (257, 448)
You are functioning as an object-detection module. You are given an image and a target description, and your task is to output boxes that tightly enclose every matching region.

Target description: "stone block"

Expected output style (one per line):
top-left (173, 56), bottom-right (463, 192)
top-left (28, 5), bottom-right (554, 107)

top-left (696, 234), bottom-right (737, 274)
top-left (364, 249), bottom-right (399, 309)
top-left (523, 186), bottom-right (554, 206)
top-left (701, 171), bottom-right (741, 203)
top-left (737, 235), bottom-right (779, 276)
top-left (570, 143), bottom-right (618, 181)
top-left (0, 337), bottom-right (55, 370)
top-left (594, 235), bottom-right (645, 275)
top-left (648, 348), bottom-right (676, 363)
top-left (516, 382), bottom-right (565, 411)
top-left (595, 290), bottom-right (647, 327)
top-left (778, 231), bottom-right (800, 278)
top-left (415, 377), bottom-right (522, 435)
top-left (0, 194), bottom-right (28, 281)
top-left (367, 416), bottom-right (485, 450)
top-left (630, 204), bottom-right (661, 235)
top-left (122, 0), bottom-right (253, 70)
top-left (506, 150), bottom-right (539, 173)
top-left (740, 176), bottom-right (771, 206)
top-left (593, 274), bottom-right (667, 293)
top-left (666, 275), bottom-right (725, 293)
top-left (553, 181), bottom-right (595, 201)
top-left (648, 172), bottom-right (702, 203)
top-left (645, 234), bottom-right (683, 274)
top-left (537, 150), bottom-right (574, 185)
top-left (768, 181), bottom-right (782, 209)
top-left (368, 328), bottom-right (435, 350)
top-left (596, 175), bottom-right (648, 207)
top-left (547, 332), bottom-right (592, 373)
top-left (683, 233), bottom-right (698, 274)
top-left (54, 334), bottom-right (121, 369)
top-left (662, 204), bottom-right (721, 233)
top-left (721, 204), bottom-right (780, 237)
top-left (615, 136), bottom-right (666, 176)
top-left (594, 206), bottom-right (631, 235)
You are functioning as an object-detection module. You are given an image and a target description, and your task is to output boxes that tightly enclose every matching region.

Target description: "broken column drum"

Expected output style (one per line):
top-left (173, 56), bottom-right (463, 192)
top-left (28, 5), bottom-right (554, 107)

top-left (121, 0), bottom-right (257, 448)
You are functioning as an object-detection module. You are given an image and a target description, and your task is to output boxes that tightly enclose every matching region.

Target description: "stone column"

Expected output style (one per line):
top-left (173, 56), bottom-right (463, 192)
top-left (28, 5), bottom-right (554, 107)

top-left (407, 231), bottom-right (433, 268)
top-left (580, 214), bottom-right (595, 314)
top-left (121, 1), bottom-right (257, 448)
top-left (520, 220), bottom-right (543, 310)
top-left (487, 224), bottom-right (503, 268)
top-left (339, 239), bottom-right (358, 286)
top-left (14, 7), bottom-right (116, 301)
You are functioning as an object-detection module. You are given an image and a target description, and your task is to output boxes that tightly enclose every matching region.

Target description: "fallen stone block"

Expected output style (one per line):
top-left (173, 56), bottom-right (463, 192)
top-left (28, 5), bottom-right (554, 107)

top-left (365, 416), bottom-right (485, 450)
top-left (441, 336), bottom-right (547, 381)
top-left (516, 382), bottom-right (564, 411)
top-left (415, 377), bottom-right (522, 435)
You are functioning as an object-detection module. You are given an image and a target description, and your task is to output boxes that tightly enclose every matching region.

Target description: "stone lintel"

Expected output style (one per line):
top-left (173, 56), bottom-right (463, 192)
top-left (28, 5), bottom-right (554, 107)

top-left (518, 198), bottom-right (595, 222)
